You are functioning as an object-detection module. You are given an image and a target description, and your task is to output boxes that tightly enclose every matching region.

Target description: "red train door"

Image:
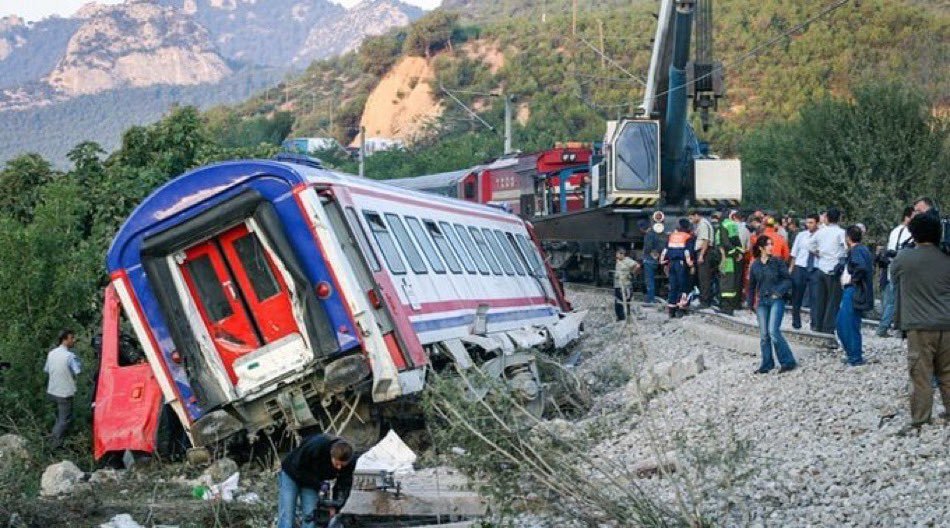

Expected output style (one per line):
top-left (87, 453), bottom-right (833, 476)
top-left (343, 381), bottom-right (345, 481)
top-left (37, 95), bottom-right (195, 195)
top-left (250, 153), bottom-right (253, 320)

top-left (179, 223), bottom-right (300, 384)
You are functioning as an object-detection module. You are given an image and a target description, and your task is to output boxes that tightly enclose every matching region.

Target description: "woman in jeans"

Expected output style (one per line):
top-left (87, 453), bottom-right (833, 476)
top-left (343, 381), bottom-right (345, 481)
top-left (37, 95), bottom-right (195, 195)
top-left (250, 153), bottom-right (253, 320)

top-left (747, 236), bottom-right (798, 374)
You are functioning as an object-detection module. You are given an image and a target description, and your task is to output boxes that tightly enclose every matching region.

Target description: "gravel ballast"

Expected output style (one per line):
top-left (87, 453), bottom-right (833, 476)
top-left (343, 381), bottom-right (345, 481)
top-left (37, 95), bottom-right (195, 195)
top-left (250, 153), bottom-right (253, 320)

top-left (555, 287), bottom-right (949, 527)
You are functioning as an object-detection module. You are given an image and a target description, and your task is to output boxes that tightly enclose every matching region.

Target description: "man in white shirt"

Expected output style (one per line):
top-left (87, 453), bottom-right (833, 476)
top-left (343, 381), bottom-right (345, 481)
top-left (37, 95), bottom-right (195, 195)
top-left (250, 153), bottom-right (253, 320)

top-left (808, 208), bottom-right (847, 333)
top-left (689, 210), bottom-right (715, 308)
top-left (876, 206), bottom-right (914, 336)
top-left (44, 329), bottom-right (81, 450)
top-left (789, 214), bottom-right (819, 329)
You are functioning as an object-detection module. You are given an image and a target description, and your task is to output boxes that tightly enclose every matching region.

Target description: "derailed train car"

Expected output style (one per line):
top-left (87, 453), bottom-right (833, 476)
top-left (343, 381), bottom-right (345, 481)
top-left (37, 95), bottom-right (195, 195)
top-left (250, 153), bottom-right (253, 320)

top-left (93, 156), bottom-right (584, 460)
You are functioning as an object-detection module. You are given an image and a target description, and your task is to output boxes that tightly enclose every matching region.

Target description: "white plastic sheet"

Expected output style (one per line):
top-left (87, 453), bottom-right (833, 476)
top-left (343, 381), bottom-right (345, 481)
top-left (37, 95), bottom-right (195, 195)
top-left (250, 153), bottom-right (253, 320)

top-left (354, 430), bottom-right (416, 476)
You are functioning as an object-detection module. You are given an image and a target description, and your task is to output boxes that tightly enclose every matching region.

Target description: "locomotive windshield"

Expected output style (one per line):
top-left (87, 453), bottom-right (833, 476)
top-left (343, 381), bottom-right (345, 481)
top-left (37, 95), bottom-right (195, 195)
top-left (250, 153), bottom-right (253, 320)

top-left (613, 120), bottom-right (660, 192)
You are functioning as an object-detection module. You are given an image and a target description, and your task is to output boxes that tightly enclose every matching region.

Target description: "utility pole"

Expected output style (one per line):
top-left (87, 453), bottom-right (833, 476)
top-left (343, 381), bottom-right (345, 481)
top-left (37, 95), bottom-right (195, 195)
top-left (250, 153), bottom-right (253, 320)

top-left (504, 94), bottom-right (513, 154)
top-left (598, 19), bottom-right (606, 68)
top-left (358, 126), bottom-right (366, 178)
top-left (572, 0), bottom-right (577, 35)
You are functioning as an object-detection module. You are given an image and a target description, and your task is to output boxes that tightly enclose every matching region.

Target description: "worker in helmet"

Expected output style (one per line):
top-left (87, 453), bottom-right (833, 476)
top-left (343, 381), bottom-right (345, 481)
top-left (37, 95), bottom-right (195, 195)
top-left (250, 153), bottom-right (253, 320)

top-left (716, 211), bottom-right (744, 315)
top-left (660, 219), bottom-right (694, 318)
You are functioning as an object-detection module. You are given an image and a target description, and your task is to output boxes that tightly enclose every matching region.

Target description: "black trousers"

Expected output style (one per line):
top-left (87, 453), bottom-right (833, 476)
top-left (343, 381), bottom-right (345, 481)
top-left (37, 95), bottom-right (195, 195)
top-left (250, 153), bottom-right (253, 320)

top-left (698, 258), bottom-right (714, 305)
top-left (812, 271), bottom-right (842, 333)
top-left (614, 287), bottom-right (633, 321)
top-left (790, 266), bottom-right (810, 327)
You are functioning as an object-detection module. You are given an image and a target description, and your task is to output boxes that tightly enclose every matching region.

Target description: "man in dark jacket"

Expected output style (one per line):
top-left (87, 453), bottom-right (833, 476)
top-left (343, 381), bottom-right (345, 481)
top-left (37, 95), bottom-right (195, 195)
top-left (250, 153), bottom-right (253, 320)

top-left (891, 214), bottom-right (950, 433)
top-left (279, 434), bottom-right (356, 528)
top-left (836, 225), bottom-right (874, 366)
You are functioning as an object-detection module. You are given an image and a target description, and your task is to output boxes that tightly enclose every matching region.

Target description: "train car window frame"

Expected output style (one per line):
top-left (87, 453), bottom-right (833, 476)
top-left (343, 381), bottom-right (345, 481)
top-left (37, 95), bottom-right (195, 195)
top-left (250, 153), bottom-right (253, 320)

top-left (232, 233), bottom-right (282, 301)
top-left (441, 221), bottom-right (476, 274)
top-left (405, 216), bottom-right (446, 274)
top-left (346, 207), bottom-right (381, 272)
top-left (498, 231), bottom-right (526, 276)
top-left (363, 210), bottom-right (407, 275)
top-left (183, 254), bottom-right (234, 322)
top-left (384, 213), bottom-right (428, 274)
top-left (424, 220), bottom-right (462, 274)
top-left (482, 227), bottom-right (515, 275)
top-left (468, 226), bottom-right (503, 275)
top-left (515, 233), bottom-right (544, 277)
top-left (454, 224), bottom-right (490, 275)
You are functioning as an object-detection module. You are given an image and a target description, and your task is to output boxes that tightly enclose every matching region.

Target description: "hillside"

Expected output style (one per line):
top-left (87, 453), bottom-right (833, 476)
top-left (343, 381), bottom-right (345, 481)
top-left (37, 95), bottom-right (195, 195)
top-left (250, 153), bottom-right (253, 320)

top-left (214, 0), bottom-right (948, 172)
top-left (0, 0), bottom-right (425, 166)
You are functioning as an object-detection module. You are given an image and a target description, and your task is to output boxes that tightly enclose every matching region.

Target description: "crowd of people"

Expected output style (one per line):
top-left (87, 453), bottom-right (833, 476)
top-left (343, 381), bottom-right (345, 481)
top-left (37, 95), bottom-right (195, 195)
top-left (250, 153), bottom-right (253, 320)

top-left (614, 198), bottom-right (949, 432)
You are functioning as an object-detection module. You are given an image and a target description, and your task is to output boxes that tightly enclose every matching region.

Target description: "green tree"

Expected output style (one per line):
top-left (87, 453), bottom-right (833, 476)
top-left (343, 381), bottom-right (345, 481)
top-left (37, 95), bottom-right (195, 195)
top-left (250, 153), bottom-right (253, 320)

top-left (404, 11), bottom-right (459, 58)
top-left (358, 31), bottom-right (406, 76)
top-left (0, 154), bottom-right (58, 224)
top-left (740, 83), bottom-right (948, 237)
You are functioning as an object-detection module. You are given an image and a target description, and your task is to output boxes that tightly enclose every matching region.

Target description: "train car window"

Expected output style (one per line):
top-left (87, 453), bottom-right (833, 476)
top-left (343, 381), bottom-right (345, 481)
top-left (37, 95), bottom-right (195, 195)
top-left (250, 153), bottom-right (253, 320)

top-left (498, 231), bottom-right (526, 276)
top-left (363, 211), bottom-right (407, 274)
top-left (483, 228), bottom-right (515, 275)
top-left (346, 207), bottom-right (381, 272)
top-left (405, 217), bottom-right (446, 274)
top-left (442, 221), bottom-right (476, 274)
top-left (468, 226), bottom-right (502, 275)
top-left (423, 220), bottom-right (462, 274)
top-left (184, 255), bottom-right (234, 321)
top-left (232, 233), bottom-right (281, 300)
top-left (454, 224), bottom-right (490, 275)
top-left (515, 233), bottom-right (544, 276)
top-left (385, 213), bottom-right (427, 274)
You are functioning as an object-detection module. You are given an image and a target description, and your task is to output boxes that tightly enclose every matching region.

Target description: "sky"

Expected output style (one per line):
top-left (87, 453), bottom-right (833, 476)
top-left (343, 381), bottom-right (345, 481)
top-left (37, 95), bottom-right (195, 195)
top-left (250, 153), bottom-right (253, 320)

top-left (0, 0), bottom-right (441, 23)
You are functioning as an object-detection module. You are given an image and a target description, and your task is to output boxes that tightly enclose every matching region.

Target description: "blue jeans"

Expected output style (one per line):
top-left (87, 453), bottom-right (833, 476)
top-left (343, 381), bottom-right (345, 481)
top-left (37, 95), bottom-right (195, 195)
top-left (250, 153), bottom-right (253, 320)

top-left (278, 471), bottom-right (319, 528)
top-left (643, 259), bottom-right (658, 303)
top-left (837, 287), bottom-right (864, 365)
top-left (877, 281), bottom-right (895, 333)
top-left (756, 297), bottom-right (797, 370)
top-left (667, 260), bottom-right (688, 305)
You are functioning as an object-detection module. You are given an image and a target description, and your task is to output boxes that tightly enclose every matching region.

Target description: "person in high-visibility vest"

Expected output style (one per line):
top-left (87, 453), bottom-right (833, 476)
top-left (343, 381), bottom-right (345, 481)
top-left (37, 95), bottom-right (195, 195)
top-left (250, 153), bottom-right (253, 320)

top-left (661, 219), bottom-right (694, 318)
top-left (716, 211), bottom-right (744, 315)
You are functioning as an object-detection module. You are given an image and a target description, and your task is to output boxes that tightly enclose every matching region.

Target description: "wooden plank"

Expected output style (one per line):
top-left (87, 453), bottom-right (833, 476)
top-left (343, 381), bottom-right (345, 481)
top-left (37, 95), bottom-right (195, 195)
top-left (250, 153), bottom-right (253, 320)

top-left (340, 489), bottom-right (487, 517)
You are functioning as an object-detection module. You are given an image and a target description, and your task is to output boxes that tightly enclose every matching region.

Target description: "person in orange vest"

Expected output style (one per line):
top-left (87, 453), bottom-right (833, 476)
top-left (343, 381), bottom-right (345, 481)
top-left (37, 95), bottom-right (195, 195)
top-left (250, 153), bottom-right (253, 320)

top-left (660, 218), bottom-right (694, 318)
top-left (760, 216), bottom-right (791, 262)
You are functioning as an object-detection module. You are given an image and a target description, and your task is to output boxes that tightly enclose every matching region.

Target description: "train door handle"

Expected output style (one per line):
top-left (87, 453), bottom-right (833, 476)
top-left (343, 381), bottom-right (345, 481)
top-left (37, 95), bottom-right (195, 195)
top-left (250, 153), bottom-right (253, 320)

top-left (222, 280), bottom-right (237, 300)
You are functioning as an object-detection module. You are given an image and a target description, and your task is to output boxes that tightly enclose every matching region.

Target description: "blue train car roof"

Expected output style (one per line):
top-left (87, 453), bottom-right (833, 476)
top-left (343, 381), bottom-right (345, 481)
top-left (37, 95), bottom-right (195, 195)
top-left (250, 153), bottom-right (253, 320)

top-left (107, 159), bottom-right (520, 272)
top-left (382, 168), bottom-right (476, 191)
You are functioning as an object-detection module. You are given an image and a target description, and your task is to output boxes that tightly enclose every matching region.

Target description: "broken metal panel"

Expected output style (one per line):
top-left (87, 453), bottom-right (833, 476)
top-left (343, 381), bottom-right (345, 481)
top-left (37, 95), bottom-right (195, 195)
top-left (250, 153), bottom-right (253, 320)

top-left (440, 339), bottom-right (473, 369)
top-left (545, 310), bottom-right (588, 349)
top-left (505, 328), bottom-right (547, 350)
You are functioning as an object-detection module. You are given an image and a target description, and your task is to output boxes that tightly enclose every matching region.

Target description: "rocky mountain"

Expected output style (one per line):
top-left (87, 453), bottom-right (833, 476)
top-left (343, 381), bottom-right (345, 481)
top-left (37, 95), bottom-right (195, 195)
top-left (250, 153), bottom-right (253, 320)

top-left (47, 2), bottom-right (232, 97)
top-left (0, 0), bottom-right (426, 165)
top-left (0, 15), bottom-right (81, 90)
top-left (293, 0), bottom-right (424, 66)
top-left (0, 0), bottom-right (425, 110)
top-left (155, 0), bottom-right (345, 67)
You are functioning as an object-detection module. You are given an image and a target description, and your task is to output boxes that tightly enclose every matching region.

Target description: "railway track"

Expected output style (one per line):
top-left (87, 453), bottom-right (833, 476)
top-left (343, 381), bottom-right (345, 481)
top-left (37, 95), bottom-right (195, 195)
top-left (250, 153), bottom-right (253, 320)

top-left (564, 283), bottom-right (840, 349)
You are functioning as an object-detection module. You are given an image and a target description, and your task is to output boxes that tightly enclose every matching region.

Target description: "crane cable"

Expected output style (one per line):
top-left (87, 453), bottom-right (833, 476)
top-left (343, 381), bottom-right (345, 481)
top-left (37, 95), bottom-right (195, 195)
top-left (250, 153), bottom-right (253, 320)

top-left (575, 0), bottom-right (857, 107)
top-left (649, 0), bottom-right (856, 101)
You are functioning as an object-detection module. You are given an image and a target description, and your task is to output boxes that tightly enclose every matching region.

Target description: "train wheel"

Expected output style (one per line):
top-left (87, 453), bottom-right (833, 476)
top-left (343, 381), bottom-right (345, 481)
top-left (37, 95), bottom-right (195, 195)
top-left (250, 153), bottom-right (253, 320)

top-left (505, 362), bottom-right (546, 420)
